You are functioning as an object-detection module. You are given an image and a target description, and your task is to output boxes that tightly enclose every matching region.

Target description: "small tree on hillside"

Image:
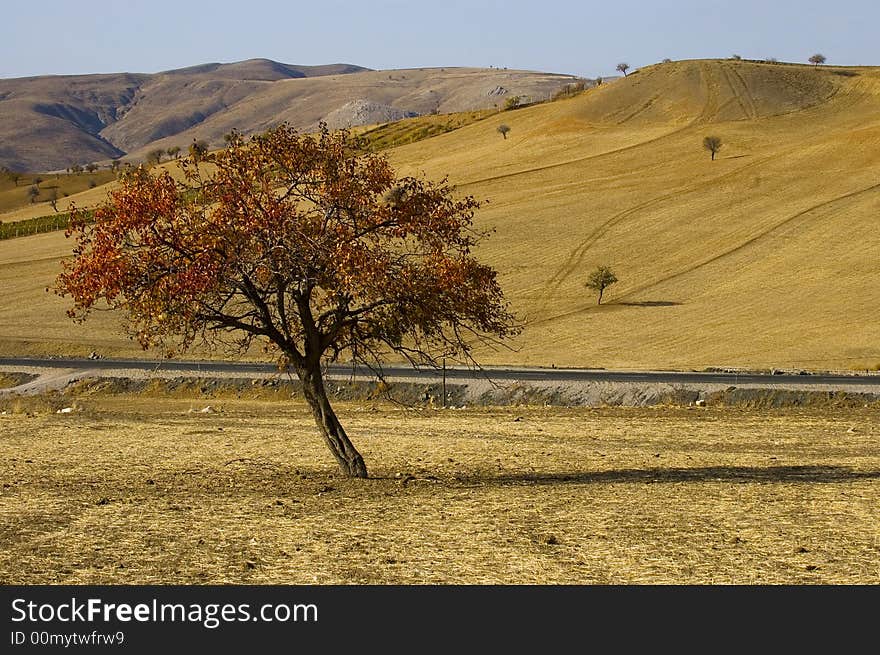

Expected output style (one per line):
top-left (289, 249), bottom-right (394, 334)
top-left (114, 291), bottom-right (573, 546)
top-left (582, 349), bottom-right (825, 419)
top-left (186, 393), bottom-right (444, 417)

top-left (497, 124), bottom-right (511, 140)
top-left (1, 167), bottom-right (22, 186)
top-left (85, 163), bottom-right (99, 174)
top-left (809, 53), bottom-right (826, 66)
top-left (27, 185), bottom-right (39, 203)
top-left (503, 96), bottom-right (521, 111)
top-left (48, 187), bottom-right (59, 212)
top-left (703, 135), bottom-right (723, 161)
top-left (146, 149), bottom-right (164, 166)
top-left (70, 164), bottom-right (84, 175)
top-left (167, 146), bottom-right (181, 160)
top-left (56, 124), bottom-right (518, 479)
top-left (586, 266), bottom-right (618, 305)
top-left (616, 62), bottom-right (630, 77)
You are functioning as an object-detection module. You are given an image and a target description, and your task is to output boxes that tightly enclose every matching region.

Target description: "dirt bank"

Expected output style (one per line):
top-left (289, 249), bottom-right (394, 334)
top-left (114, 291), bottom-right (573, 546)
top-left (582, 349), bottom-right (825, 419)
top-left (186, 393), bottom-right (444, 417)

top-left (1, 373), bottom-right (877, 410)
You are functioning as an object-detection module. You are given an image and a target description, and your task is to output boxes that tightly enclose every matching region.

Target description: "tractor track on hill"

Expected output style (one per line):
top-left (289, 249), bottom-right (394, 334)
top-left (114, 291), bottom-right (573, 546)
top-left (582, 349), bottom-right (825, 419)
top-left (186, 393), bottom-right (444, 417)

top-left (454, 124), bottom-right (690, 190)
top-left (694, 62), bottom-right (721, 124)
top-left (531, 181), bottom-right (880, 327)
top-left (533, 72), bottom-right (875, 316)
top-left (535, 147), bottom-right (802, 309)
top-left (457, 67), bottom-right (733, 191)
top-left (726, 66), bottom-right (759, 119)
top-left (615, 92), bottom-right (663, 124)
top-left (613, 181), bottom-right (880, 301)
top-left (720, 65), bottom-right (757, 120)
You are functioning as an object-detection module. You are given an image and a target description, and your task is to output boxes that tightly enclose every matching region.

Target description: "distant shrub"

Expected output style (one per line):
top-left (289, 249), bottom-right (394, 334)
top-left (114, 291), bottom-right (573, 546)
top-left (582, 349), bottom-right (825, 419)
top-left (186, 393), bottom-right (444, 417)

top-left (497, 124), bottom-right (511, 140)
top-left (503, 96), bottom-right (521, 111)
top-left (552, 80), bottom-right (587, 101)
top-left (731, 54), bottom-right (742, 60)
top-left (146, 148), bottom-right (165, 165)
top-left (703, 135), bottom-right (723, 161)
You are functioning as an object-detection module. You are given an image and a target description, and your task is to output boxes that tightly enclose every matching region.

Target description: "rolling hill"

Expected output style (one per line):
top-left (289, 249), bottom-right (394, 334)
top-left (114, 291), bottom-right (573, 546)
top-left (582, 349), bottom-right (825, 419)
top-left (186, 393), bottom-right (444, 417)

top-left (1, 58), bottom-right (878, 371)
top-left (0, 59), bottom-right (579, 172)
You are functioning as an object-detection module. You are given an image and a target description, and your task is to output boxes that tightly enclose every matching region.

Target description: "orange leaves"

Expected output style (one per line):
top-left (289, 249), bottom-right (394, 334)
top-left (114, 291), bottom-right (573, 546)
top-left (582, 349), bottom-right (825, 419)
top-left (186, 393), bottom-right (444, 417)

top-left (56, 122), bottom-right (518, 363)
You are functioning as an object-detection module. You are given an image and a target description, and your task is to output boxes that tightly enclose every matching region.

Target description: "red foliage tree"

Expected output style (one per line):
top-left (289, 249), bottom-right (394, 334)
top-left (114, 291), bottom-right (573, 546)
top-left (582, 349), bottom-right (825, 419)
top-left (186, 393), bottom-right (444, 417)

top-left (56, 124), bottom-right (518, 477)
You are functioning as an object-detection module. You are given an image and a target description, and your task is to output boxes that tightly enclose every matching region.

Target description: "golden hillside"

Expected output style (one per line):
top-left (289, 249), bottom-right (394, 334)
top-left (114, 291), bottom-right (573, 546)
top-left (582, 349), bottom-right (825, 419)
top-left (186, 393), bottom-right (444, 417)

top-left (1, 59), bottom-right (878, 370)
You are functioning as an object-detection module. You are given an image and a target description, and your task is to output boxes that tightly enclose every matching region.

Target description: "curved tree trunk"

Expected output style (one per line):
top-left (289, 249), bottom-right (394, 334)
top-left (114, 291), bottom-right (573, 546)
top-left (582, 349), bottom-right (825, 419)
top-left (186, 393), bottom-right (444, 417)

top-left (298, 364), bottom-right (368, 478)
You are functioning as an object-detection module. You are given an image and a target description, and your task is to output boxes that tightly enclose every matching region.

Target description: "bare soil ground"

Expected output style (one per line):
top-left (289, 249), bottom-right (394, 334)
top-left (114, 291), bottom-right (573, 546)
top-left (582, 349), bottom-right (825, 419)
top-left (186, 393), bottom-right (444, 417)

top-left (1, 393), bottom-right (877, 584)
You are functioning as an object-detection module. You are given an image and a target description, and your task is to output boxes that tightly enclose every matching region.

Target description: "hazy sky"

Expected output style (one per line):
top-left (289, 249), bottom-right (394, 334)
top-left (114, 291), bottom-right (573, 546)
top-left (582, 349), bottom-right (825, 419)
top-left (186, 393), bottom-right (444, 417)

top-left (2, 0), bottom-right (877, 79)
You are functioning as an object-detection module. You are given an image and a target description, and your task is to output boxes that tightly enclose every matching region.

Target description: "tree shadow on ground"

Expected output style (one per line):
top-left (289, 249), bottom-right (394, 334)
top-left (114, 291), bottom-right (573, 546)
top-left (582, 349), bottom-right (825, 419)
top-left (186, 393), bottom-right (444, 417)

top-left (618, 300), bottom-right (681, 307)
top-left (455, 465), bottom-right (880, 486)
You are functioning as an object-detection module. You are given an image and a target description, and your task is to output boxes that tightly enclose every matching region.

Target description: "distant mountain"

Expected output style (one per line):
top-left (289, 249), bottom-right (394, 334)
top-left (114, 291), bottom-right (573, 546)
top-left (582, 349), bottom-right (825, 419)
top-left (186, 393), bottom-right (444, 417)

top-left (0, 59), bottom-right (579, 171)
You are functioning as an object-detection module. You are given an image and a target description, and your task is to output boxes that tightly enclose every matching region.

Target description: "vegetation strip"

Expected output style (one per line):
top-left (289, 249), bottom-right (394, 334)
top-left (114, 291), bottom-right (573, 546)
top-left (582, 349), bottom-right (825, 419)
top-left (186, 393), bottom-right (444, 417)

top-left (0, 210), bottom-right (93, 241)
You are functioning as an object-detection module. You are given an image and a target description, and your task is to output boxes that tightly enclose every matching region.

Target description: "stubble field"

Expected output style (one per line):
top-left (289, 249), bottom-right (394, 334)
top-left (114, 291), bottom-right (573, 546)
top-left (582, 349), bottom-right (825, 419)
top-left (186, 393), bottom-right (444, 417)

top-left (1, 395), bottom-right (877, 584)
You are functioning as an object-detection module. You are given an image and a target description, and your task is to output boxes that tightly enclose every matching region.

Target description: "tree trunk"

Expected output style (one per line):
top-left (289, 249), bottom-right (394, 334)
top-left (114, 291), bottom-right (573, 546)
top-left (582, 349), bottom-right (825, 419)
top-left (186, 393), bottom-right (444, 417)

top-left (298, 364), bottom-right (368, 478)
top-left (597, 288), bottom-right (604, 305)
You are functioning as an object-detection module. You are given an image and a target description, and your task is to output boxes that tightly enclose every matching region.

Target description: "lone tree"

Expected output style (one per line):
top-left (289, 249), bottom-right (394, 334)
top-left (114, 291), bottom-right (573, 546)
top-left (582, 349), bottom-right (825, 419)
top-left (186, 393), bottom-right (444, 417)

top-left (146, 149), bottom-right (164, 166)
top-left (1, 167), bottom-right (22, 186)
top-left (56, 124), bottom-right (518, 478)
top-left (703, 135), bottom-right (723, 161)
top-left (586, 266), bottom-right (618, 305)
top-left (497, 124), bottom-right (511, 140)
top-left (809, 53), bottom-right (826, 66)
top-left (616, 62), bottom-right (630, 77)
top-left (27, 185), bottom-right (40, 203)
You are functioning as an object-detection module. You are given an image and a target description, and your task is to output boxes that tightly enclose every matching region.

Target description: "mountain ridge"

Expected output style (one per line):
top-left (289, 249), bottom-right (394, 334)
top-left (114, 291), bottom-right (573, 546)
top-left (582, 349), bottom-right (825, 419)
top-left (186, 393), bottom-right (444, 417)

top-left (0, 59), bottom-right (577, 171)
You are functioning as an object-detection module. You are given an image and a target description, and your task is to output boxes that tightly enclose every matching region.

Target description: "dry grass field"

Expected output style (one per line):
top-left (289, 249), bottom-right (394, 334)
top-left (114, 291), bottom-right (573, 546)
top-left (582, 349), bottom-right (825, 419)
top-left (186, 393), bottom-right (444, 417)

top-left (0, 393), bottom-right (877, 584)
top-left (0, 59), bottom-right (878, 371)
top-left (388, 59), bottom-right (880, 371)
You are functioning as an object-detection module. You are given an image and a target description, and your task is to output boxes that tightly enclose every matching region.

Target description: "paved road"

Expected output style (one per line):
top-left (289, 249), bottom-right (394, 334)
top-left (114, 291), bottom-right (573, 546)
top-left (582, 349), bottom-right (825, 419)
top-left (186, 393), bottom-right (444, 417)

top-left (1, 356), bottom-right (879, 388)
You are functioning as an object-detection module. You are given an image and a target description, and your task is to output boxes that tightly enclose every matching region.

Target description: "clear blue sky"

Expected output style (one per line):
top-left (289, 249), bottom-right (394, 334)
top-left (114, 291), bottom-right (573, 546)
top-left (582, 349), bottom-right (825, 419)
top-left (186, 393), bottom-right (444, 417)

top-left (2, 0), bottom-right (877, 79)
